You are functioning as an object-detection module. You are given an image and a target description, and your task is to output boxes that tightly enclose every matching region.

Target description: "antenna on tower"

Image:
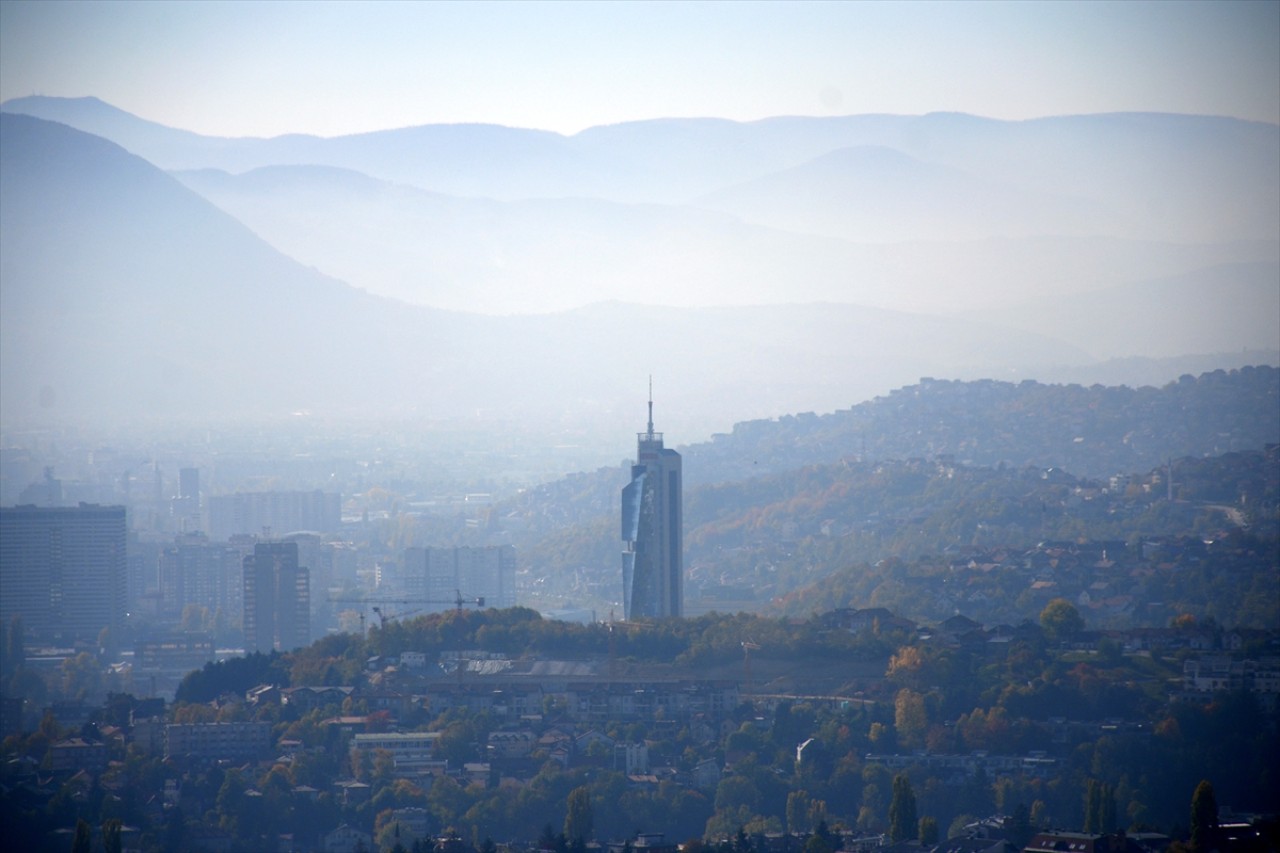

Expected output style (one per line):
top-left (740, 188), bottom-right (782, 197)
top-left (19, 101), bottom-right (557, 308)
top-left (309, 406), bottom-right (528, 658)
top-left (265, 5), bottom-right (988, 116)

top-left (647, 375), bottom-right (654, 436)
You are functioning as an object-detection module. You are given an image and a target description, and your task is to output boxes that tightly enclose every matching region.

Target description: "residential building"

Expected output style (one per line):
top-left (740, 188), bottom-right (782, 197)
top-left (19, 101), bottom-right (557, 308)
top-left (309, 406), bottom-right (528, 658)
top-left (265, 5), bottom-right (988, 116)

top-left (48, 737), bottom-right (108, 775)
top-left (170, 467), bottom-right (201, 533)
top-left (622, 389), bottom-right (683, 619)
top-left (399, 544), bottom-right (516, 610)
top-left (323, 824), bottom-right (373, 853)
top-left (159, 533), bottom-right (245, 621)
top-left (350, 731), bottom-right (443, 777)
top-left (165, 721), bottom-right (272, 762)
top-left (1024, 831), bottom-right (1145, 853)
top-left (206, 490), bottom-right (340, 540)
top-left (0, 503), bottom-right (127, 642)
top-left (243, 542), bottom-right (310, 653)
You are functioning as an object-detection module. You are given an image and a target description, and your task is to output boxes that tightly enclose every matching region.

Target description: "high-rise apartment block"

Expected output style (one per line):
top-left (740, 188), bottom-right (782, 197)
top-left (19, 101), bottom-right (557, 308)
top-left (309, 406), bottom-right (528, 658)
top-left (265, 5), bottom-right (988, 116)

top-left (0, 503), bottom-right (127, 642)
top-left (621, 392), bottom-right (683, 619)
top-left (170, 467), bottom-right (201, 532)
top-left (207, 490), bottom-right (340, 540)
top-left (400, 545), bottom-right (516, 610)
top-left (159, 533), bottom-right (245, 622)
top-left (243, 542), bottom-right (310, 652)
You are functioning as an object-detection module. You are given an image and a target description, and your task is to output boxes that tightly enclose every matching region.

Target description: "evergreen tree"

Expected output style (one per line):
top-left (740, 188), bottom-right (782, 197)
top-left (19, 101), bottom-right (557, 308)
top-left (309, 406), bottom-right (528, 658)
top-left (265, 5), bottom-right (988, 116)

top-left (1190, 780), bottom-right (1219, 853)
top-left (1009, 803), bottom-right (1033, 848)
top-left (888, 774), bottom-right (918, 843)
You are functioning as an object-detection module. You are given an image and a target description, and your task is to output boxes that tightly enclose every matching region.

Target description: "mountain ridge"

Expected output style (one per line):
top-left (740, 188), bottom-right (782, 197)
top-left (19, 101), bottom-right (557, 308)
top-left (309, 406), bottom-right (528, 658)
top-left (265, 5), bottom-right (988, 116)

top-left (5, 112), bottom-right (1137, 441)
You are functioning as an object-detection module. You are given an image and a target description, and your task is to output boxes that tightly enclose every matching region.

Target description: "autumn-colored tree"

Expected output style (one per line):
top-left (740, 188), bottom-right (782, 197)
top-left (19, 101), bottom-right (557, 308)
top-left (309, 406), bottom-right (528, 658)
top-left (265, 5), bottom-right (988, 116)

top-left (919, 815), bottom-right (939, 845)
top-left (1040, 598), bottom-right (1084, 643)
top-left (894, 689), bottom-right (928, 750)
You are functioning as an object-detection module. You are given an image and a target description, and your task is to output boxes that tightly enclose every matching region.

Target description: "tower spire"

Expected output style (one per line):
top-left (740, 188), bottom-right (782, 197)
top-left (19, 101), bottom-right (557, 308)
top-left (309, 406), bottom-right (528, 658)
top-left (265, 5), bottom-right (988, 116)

top-left (647, 375), bottom-right (654, 436)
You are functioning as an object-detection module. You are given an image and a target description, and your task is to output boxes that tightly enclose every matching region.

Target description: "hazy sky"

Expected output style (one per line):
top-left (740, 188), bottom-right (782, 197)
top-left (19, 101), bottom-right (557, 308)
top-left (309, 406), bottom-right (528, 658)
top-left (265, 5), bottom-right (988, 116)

top-left (2, 0), bottom-right (1277, 138)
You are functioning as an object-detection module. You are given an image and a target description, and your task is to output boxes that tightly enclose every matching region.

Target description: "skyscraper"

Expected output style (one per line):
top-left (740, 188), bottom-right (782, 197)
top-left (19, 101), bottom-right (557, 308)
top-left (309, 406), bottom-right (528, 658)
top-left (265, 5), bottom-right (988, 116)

top-left (0, 504), bottom-right (127, 642)
top-left (243, 542), bottom-right (310, 652)
top-left (621, 388), bottom-right (683, 619)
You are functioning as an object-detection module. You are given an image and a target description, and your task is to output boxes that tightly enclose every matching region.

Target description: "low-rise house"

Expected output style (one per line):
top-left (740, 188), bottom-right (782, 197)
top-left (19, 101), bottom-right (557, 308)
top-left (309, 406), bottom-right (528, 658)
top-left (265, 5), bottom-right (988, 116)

top-left (281, 686), bottom-right (354, 714)
top-left (48, 737), bottom-right (108, 778)
top-left (1024, 831), bottom-right (1145, 853)
top-left (488, 729), bottom-right (536, 759)
top-left (333, 780), bottom-right (371, 807)
top-left (323, 823), bottom-right (373, 853)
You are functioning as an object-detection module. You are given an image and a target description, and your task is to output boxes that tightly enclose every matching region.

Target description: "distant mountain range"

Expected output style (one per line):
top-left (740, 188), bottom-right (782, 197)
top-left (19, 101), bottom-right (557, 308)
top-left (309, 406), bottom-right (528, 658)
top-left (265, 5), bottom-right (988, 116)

top-left (1, 98), bottom-right (1277, 436)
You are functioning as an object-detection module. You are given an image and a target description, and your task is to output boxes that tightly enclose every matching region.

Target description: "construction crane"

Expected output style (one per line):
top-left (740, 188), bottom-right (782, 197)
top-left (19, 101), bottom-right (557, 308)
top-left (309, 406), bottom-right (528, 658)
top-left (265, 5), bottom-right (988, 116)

top-left (370, 605), bottom-right (422, 629)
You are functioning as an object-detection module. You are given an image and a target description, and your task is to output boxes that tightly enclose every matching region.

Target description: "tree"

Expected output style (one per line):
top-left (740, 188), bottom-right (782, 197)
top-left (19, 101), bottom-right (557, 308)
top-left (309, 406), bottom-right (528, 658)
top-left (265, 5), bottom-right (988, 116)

top-left (1084, 779), bottom-right (1101, 834)
top-left (1190, 779), bottom-right (1218, 853)
top-left (61, 651), bottom-right (104, 702)
top-left (1100, 783), bottom-right (1116, 834)
top-left (564, 785), bottom-right (594, 843)
top-left (1040, 599), bottom-right (1084, 643)
top-left (786, 790), bottom-right (812, 835)
top-left (888, 774), bottom-right (917, 843)
top-left (894, 689), bottom-right (928, 751)
top-left (101, 818), bottom-right (123, 853)
top-left (1008, 803), bottom-right (1032, 848)
top-left (919, 816), bottom-right (939, 845)
top-left (71, 819), bottom-right (92, 853)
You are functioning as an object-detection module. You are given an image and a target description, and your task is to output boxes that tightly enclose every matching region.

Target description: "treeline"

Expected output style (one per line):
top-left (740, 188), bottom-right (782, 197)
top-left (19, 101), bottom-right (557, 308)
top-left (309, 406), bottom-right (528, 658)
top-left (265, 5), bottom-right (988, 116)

top-left (172, 607), bottom-right (900, 703)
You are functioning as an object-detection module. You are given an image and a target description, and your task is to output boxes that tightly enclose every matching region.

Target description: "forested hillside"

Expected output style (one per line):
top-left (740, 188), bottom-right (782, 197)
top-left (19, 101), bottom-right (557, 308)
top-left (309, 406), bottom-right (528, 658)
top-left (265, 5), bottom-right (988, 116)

top-left (689, 365), bottom-right (1279, 484)
top-left (476, 368), bottom-right (1279, 620)
top-left (496, 366), bottom-right (1278, 536)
